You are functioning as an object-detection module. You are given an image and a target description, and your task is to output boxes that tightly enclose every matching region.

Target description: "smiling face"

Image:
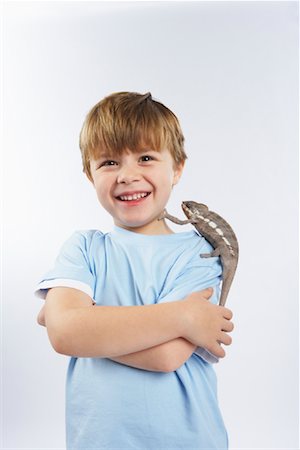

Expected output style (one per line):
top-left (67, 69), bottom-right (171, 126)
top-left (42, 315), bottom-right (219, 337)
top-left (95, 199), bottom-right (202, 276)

top-left (89, 147), bottom-right (184, 235)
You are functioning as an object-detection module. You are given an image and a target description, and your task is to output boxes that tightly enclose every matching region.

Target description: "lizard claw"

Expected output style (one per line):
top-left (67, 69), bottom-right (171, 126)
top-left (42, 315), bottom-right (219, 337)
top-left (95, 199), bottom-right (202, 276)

top-left (200, 252), bottom-right (213, 258)
top-left (200, 248), bottom-right (221, 258)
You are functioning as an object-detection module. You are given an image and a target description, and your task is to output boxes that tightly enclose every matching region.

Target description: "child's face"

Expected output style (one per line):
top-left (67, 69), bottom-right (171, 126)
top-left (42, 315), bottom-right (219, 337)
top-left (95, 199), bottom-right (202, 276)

top-left (89, 147), bottom-right (184, 234)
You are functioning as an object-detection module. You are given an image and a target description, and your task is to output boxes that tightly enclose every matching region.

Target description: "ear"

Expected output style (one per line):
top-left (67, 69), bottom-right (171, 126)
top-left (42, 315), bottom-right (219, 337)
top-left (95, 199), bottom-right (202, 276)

top-left (172, 161), bottom-right (185, 186)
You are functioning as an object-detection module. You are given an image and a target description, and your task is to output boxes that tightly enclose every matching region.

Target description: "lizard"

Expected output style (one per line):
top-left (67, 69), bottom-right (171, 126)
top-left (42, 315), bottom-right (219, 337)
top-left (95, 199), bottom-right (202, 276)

top-left (159, 201), bottom-right (239, 306)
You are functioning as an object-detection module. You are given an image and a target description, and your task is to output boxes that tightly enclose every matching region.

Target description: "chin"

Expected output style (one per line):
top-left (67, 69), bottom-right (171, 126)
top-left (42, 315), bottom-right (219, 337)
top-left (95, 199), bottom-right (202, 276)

top-left (120, 220), bottom-right (149, 229)
top-left (117, 215), bottom-right (157, 230)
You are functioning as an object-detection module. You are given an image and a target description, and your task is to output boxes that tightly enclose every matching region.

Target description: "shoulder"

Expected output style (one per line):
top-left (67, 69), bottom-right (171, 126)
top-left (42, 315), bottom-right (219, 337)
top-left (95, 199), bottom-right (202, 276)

top-left (71, 229), bottom-right (104, 244)
top-left (197, 233), bottom-right (215, 257)
top-left (61, 229), bottom-right (105, 255)
top-left (182, 231), bottom-right (221, 273)
top-left (184, 230), bottom-right (215, 261)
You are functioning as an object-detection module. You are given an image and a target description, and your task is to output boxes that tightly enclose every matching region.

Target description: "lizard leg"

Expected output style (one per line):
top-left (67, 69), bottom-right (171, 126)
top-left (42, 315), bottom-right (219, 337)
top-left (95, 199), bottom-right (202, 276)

top-left (158, 209), bottom-right (194, 225)
top-left (200, 248), bottom-right (221, 258)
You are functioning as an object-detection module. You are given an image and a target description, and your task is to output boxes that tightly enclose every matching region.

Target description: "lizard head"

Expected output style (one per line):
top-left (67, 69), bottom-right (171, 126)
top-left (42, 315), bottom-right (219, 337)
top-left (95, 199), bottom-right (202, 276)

top-left (182, 201), bottom-right (209, 220)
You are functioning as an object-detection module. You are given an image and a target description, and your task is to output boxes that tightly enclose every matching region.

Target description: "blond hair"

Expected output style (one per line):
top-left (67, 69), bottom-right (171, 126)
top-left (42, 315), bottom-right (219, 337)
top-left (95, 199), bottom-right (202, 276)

top-left (79, 91), bottom-right (187, 181)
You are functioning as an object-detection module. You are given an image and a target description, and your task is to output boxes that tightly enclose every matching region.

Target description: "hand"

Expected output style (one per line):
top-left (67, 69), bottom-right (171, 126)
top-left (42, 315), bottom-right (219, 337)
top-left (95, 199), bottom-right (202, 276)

top-left (182, 288), bottom-right (234, 358)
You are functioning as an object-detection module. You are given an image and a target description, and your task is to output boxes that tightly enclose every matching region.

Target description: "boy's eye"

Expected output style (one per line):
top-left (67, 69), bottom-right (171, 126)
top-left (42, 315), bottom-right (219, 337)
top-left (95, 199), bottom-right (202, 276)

top-left (100, 160), bottom-right (118, 167)
top-left (140, 155), bottom-right (154, 162)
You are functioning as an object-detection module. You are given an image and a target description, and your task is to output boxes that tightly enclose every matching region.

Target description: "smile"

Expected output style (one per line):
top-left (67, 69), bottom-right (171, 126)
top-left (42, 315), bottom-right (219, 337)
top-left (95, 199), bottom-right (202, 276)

top-left (117, 192), bottom-right (151, 202)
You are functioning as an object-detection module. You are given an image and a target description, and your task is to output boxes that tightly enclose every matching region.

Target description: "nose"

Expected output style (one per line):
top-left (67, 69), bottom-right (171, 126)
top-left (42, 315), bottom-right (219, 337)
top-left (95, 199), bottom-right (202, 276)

top-left (117, 162), bottom-right (142, 184)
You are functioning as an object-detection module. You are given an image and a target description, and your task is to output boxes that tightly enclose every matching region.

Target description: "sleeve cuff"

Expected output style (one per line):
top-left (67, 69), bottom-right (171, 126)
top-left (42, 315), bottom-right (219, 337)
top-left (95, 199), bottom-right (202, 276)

top-left (34, 279), bottom-right (94, 300)
top-left (193, 347), bottom-right (219, 364)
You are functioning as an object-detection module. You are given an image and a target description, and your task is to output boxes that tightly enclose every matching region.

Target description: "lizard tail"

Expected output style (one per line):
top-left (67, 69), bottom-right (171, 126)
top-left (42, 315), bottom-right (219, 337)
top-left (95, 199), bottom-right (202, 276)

top-left (219, 263), bottom-right (237, 307)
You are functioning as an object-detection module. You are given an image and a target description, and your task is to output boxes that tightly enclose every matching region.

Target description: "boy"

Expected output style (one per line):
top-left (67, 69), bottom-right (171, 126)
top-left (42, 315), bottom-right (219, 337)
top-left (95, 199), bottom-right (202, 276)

top-left (35, 91), bottom-right (234, 449)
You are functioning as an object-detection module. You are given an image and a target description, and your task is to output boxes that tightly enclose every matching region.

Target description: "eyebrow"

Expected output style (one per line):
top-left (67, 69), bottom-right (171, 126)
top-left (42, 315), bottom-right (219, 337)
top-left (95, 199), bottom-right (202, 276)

top-left (95, 153), bottom-right (113, 160)
top-left (91, 153), bottom-right (115, 163)
top-left (95, 148), bottom-right (158, 159)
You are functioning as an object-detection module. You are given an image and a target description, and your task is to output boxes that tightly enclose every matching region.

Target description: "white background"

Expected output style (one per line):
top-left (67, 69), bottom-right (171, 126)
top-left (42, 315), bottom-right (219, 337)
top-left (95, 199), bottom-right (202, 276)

top-left (2, 1), bottom-right (299, 449)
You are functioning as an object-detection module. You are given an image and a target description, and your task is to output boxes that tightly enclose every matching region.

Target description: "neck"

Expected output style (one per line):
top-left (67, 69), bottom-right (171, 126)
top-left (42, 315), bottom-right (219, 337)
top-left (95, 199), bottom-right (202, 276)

top-left (115, 219), bottom-right (174, 235)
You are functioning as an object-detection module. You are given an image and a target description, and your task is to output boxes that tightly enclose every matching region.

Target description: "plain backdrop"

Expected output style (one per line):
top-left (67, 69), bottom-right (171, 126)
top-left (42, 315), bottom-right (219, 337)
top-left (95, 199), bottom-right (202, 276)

top-left (2, 1), bottom-right (299, 449)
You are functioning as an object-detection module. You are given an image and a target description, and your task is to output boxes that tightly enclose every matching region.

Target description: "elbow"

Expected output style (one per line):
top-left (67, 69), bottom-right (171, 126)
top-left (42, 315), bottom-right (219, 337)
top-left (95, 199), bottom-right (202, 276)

top-left (48, 331), bottom-right (68, 355)
top-left (161, 341), bottom-right (196, 372)
top-left (37, 314), bottom-right (44, 326)
top-left (46, 321), bottom-right (74, 356)
top-left (37, 307), bottom-right (46, 327)
top-left (48, 325), bottom-right (89, 357)
top-left (45, 310), bottom-right (80, 356)
top-left (163, 361), bottom-right (184, 373)
top-left (54, 341), bottom-right (68, 356)
top-left (50, 335), bottom-right (77, 357)
top-left (161, 352), bottom-right (184, 373)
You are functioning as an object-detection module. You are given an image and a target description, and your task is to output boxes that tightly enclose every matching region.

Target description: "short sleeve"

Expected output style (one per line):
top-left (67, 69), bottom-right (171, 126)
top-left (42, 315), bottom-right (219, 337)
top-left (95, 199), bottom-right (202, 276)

top-left (34, 230), bottom-right (96, 301)
top-left (157, 238), bottom-right (223, 364)
top-left (157, 238), bottom-right (222, 305)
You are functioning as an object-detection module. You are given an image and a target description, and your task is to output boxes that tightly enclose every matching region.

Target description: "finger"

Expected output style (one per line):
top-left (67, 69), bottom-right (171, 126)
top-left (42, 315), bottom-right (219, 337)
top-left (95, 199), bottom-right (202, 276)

top-left (222, 307), bottom-right (233, 320)
top-left (209, 342), bottom-right (226, 359)
top-left (219, 332), bottom-right (232, 346)
top-left (200, 287), bottom-right (214, 300)
top-left (222, 319), bottom-right (234, 332)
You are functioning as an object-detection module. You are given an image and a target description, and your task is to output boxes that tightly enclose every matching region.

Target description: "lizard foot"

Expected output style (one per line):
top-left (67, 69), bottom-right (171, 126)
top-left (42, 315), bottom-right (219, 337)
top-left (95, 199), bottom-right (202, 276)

top-left (158, 209), bottom-right (195, 225)
top-left (200, 248), bottom-right (221, 258)
top-left (157, 209), bottom-right (168, 221)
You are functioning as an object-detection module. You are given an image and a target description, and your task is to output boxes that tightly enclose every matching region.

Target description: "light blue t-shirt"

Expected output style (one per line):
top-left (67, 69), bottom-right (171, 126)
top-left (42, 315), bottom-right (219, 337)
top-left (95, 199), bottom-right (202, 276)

top-left (35, 226), bottom-right (228, 449)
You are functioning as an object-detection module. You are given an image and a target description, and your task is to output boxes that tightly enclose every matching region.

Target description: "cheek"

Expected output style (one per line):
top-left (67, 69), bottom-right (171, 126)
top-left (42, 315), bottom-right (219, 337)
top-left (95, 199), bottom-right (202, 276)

top-left (94, 180), bottom-right (109, 203)
top-left (94, 174), bottom-right (112, 193)
top-left (155, 175), bottom-right (174, 201)
top-left (160, 172), bottom-right (177, 190)
top-left (151, 166), bottom-right (174, 184)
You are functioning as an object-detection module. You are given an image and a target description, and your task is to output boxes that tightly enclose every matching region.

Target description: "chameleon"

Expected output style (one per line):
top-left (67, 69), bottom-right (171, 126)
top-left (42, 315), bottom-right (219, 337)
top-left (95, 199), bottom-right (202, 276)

top-left (159, 201), bottom-right (239, 306)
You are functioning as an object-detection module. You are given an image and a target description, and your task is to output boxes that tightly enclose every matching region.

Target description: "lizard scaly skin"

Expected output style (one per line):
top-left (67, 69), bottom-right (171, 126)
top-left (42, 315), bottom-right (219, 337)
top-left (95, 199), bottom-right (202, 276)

top-left (159, 201), bottom-right (239, 306)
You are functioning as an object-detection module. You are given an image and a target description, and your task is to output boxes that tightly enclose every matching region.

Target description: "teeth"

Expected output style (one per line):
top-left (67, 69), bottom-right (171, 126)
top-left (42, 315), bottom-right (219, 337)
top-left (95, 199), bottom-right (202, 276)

top-left (119, 192), bottom-right (149, 201)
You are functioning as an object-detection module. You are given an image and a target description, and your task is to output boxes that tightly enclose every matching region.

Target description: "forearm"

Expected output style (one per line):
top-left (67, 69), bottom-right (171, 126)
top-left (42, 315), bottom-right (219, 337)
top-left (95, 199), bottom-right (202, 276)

top-left (40, 299), bottom-right (194, 371)
top-left (109, 337), bottom-right (196, 372)
top-left (44, 286), bottom-right (232, 360)
top-left (39, 302), bottom-right (195, 372)
top-left (109, 343), bottom-right (169, 372)
top-left (47, 297), bottom-right (187, 358)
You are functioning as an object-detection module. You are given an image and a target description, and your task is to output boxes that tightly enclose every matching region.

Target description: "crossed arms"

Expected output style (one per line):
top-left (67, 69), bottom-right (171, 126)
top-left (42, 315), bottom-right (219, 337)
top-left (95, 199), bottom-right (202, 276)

top-left (37, 287), bottom-right (233, 373)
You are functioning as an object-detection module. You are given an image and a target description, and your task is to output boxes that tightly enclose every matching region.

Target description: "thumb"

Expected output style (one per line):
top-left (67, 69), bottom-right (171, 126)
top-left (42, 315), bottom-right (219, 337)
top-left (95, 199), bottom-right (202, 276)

top-left (201, 287), bottom-right (214, 299)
